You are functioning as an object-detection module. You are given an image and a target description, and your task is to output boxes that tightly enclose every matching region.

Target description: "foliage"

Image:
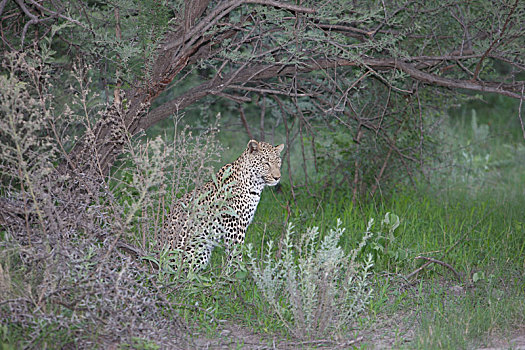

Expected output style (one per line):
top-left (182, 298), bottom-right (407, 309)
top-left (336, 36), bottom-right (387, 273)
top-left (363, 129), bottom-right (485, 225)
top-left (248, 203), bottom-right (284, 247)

top-left (2, 0), bottom-right (523, 195)
top-left (312, 78), bottom-right (444, 198)
top-left (0, 51), bottom-right (222, 349)
top-left (366, 212), bottom-right (406, 264)
top-left (1, 1), bottom-right (524, 348)
top-left (246, 218), bottom-right (375, 339)
top-left (435, 94), bottom-right (525, 193)
top-left (243, 167), bottom-right (524, 346)
top-left (0, 53), bottom-right (57, 229)
top-left (111, 117), bottom-right (223, 251)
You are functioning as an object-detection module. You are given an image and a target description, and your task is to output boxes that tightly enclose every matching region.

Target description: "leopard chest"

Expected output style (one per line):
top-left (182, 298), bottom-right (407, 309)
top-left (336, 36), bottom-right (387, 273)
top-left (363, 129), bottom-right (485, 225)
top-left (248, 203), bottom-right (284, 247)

top-left (229, 182), bottom-right (264, 228)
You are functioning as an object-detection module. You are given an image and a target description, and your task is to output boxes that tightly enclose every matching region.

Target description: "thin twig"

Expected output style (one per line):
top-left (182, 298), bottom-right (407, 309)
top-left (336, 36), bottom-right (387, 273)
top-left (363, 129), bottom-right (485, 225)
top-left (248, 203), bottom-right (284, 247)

top-left (406, 210), bottom-right (492, 281)
top-left (229, 84), bottom-right (314, 97)
top-left (15, 0), bottom-right (41, 48)
top-left (352, 126), bottom-right (364, 205)
top-left (471, 0), bottom-right (519, 80)
top-left (284, 336), bottom-right (363, 347)
top-left (214, 91), bottom-right (251, 103)
top-left (518, 85), bottom-right (525, 140)
top-left (412, 256), bottom-right (461, 281)
top-left (239, 106), bottom-right (254, 139)
top-left (26, 0), bottom-right (90, 31)
top-left (259, 95), bottom-right (266, 141)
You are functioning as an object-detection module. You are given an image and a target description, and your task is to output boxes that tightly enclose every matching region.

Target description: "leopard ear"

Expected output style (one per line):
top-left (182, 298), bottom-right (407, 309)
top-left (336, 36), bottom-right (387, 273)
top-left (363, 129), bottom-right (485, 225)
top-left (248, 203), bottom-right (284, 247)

top-left (275, 144), bottom-right (284, 154)
top-left (247, 140), bottom-right (259, 153)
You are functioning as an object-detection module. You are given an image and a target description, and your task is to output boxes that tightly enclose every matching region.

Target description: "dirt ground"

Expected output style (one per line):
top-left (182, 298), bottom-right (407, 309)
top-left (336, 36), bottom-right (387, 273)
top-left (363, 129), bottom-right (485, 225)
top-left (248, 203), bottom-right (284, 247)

top-left (188, 281), bottom-right (524, 349)
top-left (191, 323), bottom-right (525, 350)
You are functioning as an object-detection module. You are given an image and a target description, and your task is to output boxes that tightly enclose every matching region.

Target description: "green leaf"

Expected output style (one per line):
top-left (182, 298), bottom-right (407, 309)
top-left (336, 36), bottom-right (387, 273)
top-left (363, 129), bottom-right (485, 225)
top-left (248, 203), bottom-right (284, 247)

top-left (235, 270), bottom-right (248, 280)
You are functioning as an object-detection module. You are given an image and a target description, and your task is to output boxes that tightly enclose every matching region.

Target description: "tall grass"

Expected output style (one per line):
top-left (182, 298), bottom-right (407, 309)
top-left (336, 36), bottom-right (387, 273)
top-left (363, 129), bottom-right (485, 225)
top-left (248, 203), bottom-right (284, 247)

top-left (2, 49), bottom-right (522, 348)
top-left (233, 100), bottom-right (525, 346)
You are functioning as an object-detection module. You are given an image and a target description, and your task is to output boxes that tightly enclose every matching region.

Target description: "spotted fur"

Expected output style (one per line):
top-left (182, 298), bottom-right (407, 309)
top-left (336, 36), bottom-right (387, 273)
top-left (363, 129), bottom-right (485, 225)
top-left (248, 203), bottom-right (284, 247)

top-left (163, 140), bottom-right (284, 270)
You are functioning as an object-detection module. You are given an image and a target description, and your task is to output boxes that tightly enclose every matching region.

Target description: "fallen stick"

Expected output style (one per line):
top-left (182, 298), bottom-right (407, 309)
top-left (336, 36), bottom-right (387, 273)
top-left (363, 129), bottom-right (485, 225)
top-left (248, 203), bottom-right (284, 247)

top-left (407, 256), bottom-right (461, 281)
top-left (405, 209), bottom-right (492, 282)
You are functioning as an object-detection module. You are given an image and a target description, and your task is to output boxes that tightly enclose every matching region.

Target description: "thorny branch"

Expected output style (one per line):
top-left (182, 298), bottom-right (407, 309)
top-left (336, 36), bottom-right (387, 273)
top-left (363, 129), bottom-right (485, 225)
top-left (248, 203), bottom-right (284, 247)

top-left (11, 0), bottom-right (91, 47)
top-left (2, 0), bottom-right (524, 192)
top-left (471, 0), bottom-right (520, 81)
top-left (519, 85), bottom-right (525, 140)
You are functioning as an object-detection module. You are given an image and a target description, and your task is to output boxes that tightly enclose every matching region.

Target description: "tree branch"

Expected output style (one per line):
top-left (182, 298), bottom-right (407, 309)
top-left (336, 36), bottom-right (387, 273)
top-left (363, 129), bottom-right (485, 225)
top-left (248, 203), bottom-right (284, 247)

top-left (164, 0), bottom-right (314, 51)
top-left (59, 0), bottom-right (523, 178)
top-left (0, 0), bottom-right (8, 17)
top-left (472, 0), bottom-right (519, 80)
top-left (145, 57), bottom-right (524, 132)
top-left (26, 0), bottom-right (91, 31)
top-left (239, 107), bottom-right (254, 139)
top-left (410, 256), bottom-right (461, 281)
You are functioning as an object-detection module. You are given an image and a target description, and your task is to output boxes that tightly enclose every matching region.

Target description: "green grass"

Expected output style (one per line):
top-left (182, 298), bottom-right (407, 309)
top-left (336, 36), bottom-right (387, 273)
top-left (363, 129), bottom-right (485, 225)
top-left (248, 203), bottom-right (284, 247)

top-left (170, 176), bottom-right (524, 347)
top-left (414, 285), bottom-right (524, 349)
top-left (4, 94), bottom-right (523, 348)
top-left (7, 183), bottom-right (521, 348)
top-left (133, 98), bottom-right (525, 347)
top-left (143, 93), bottom-right (525, 346)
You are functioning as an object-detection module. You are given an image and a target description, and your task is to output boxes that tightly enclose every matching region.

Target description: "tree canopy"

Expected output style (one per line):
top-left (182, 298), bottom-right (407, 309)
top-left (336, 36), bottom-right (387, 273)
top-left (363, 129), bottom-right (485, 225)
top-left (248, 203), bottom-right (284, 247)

top-left (1, 0), bottom-right (524, 177)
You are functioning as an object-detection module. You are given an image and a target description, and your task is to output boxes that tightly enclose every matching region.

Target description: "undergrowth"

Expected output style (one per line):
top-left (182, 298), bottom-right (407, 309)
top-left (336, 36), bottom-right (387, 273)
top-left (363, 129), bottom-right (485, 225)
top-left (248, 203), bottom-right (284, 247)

top-left (246, 219), bottom-right (375, 340)
top-left (0, 51), bottom-right (222, 349)
top-left (1, 50), bottom-right (523, 349)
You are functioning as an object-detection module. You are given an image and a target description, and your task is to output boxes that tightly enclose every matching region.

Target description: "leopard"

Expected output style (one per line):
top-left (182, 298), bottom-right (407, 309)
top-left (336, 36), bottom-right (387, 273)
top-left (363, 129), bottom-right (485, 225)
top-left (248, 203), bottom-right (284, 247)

top-left (163, 140), bottom-right (284, 271)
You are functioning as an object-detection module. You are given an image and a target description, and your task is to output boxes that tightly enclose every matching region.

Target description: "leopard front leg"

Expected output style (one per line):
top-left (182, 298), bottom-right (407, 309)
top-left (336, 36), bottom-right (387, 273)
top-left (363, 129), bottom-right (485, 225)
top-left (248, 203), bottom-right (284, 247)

top-left (186, 243), bottom-right (213, 272)
top-left (222, 223), bottom-right (247, 268)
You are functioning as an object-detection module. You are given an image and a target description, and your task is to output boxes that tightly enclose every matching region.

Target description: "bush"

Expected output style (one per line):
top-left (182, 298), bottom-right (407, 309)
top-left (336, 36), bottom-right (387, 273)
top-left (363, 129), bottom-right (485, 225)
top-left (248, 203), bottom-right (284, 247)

top-left (246, 218), bottom-right (376, 340)
top-left (0, 51), bottom-right (223, 348)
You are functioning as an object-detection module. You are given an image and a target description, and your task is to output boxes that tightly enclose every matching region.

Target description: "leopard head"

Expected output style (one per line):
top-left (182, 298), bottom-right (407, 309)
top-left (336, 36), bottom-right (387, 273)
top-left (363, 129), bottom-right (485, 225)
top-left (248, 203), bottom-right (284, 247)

top-left (246, 140), bottom-right (284, 186)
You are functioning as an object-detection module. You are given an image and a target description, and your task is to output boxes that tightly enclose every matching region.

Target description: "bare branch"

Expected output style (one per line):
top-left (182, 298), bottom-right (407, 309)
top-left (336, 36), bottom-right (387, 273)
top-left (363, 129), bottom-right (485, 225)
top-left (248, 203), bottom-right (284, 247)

top-left (13, 0), bottom-right (92, 48)
top-left (229, 84), bottom-right (315, 96)
top-left (411, 256), bottom-right (461, 281)
top-left (519, 85), bottom-right (525, 140)
top-left (146, 57), bottom-right (524, 133)
top-left (391, 60), bottom-right (523, 99)
top-left (0, 0), bottom-right (8, 17)
top-left (26, 0), bottom-right (91, 31)
top-left (239, 106), bottom-right (254, 139)
top-left (472, 0), bottom-right (520, 80)
top-left (244, 0), bottom-right (315, 14)
top-left (15, 0), bottom-right (41, 47)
